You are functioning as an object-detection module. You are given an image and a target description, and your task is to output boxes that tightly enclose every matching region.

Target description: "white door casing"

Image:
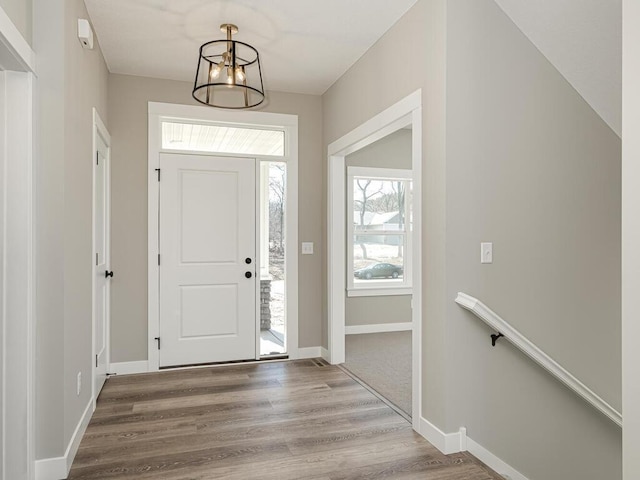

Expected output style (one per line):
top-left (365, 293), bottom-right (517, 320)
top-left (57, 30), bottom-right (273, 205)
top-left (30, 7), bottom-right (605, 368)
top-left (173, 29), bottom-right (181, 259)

top-left (158, 153), bottom-right (256, 367)
top-left (327, 90), bottom-right (422, 432)
top-left (148, 103), bottom-right (299, 371)
top-left (92, 110), bottom-right (111, 405)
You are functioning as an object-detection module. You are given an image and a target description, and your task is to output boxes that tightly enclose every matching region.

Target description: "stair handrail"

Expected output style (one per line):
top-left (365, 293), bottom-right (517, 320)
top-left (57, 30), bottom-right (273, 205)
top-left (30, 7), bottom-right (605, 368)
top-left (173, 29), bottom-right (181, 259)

top-left (455, 292), bottom-right (622, 427)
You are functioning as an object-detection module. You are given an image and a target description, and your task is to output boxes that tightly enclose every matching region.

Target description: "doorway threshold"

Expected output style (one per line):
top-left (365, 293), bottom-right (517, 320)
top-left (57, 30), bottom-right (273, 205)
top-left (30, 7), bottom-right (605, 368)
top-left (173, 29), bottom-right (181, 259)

top-left (159, 356), bottom-right (289, 371)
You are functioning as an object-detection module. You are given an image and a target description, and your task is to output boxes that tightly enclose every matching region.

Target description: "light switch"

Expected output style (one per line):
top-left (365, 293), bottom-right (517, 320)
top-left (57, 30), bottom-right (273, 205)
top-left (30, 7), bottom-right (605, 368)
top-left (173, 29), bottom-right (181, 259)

top-left (481, 242), bottom-right (493, 264)
top-left (302, 242), bottom-right (314, 255)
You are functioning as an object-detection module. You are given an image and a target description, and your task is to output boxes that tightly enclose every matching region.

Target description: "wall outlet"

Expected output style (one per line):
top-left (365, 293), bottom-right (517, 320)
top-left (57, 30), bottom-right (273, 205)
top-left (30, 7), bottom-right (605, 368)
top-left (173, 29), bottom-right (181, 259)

top-left (77, 371), bottom-right (82, 396)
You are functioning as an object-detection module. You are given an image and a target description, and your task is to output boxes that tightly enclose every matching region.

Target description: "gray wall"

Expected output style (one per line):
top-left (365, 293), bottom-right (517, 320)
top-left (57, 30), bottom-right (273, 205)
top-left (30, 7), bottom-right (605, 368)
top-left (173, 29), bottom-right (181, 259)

top-left (345, 129), bottom-right (412, 327)
top-left (323, 1), bottom-right (621, 479)
top-left (34, 0), bottom-right (109, 459)
top-left (108, 74), bottom-right (323, 362)
top-left (0, 0), bottom-right (31, 44)
top-left (346, 129), bottom-right (412, 169)
top-left (345, 297), bottom-right (411, 327)
top-left (444, 2), bottom-right (621, 479)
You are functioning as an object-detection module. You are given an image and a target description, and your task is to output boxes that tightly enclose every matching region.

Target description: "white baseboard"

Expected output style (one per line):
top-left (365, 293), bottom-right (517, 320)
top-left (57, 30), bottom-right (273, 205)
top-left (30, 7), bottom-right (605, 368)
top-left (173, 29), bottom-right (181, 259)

top-left (34, 456), bottom-right (66, 480)
top-left (467, 436), bottom-right (529, 480)
top-left (109, 360), bottom-right (149, 375)
top-left (345, 322), bottom-right (413, 335)
top-left (417, 416), bottom-right (527, 480)
top-left (295, 346), bottom-right (323, 359)
top-left (35, 398), bottom-right (93, 480)
top-left (321, 347), bottom-right (330, 363)
top-left (418, 416), bottom-right (466, 454)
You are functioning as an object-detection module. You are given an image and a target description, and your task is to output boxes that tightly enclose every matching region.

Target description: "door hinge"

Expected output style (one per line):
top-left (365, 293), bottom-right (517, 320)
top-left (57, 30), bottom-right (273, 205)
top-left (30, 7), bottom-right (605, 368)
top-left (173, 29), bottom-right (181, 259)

top-left (96, 252), bottom-right (99, 266)
top-left (155, 168), bottom-right (161, 181)
top-left (95, 354), bottom-right (98, 368)
top-left (96, 152), bottom-right (99, 165)
top-left (158, 254), bottom-right (161, 266)
top-left (154, 337), bottom-right (161, 350)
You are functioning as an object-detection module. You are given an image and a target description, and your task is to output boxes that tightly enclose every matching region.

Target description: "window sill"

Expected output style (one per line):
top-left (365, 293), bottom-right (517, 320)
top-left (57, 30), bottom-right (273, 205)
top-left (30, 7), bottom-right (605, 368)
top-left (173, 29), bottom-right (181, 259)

top-left (347, 287), bottom-right (412, 298)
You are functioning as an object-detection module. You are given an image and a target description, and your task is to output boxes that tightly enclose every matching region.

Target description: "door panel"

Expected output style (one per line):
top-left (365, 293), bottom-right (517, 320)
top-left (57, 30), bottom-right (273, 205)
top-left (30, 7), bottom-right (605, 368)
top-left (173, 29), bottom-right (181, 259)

top-left (159, 154), bottom-right (256, 367)
top-left (180, 170), bottom-right (239, 263)
top-left (94, 131), bottom-right (109, 400)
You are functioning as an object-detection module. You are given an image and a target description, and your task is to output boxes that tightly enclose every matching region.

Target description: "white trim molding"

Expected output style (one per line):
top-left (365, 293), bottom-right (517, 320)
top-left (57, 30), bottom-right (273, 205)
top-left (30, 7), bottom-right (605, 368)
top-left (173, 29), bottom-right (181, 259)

top-left (35, 399), bottom-right (93, 480)
top-left (467, 437), bottom-right (530, 480)
top-left (345, 322), bottom-right (412, 335)
top-left (327, 90), bottom-right (422, 434)
top-left (455, 292), bottom-right (622, 428)
top-left (418, 417), bottom-right (466, 455)
top-left (0, 12), bottom-right (36, 480)
top-left (417, 417), bottom-right (528, 480)
top-left (109, 361), bottom-right (150, 376)
top-left (1, 70), bottom-right (36, 480)
top-left (293, 347), bottom-right (323, 359)
top-left (0, 6), bottom-right (35, 72)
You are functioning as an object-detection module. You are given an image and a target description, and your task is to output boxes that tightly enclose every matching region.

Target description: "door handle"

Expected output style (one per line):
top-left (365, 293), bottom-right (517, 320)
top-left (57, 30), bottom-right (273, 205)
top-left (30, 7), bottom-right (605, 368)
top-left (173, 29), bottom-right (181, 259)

top-left (245, 271), bottom-right (252, 279)
top-left (245, 257), bottom-right (252, 264)
top-left (105, 270), bottom-right (114, 278)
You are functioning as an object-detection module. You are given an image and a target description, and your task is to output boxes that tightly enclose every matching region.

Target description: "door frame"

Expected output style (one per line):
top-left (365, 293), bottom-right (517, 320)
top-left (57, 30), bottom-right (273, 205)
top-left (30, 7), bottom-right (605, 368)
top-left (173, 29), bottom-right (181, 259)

top-left (147, 102), bottom-right (299, 371)
top-left (0, 6), bottom-right (36, 479)
top-left (327, 90), bottom-right (422, 431)
top-left (91, 108), bottom-right (111, 408)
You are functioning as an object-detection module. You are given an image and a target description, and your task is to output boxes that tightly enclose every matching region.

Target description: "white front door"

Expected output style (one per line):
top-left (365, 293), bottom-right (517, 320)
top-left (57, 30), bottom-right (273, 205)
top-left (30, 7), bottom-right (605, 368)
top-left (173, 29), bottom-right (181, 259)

top-left (159, 153), bottom-right (256, 367)
top-left (93, 126), bottom-right (110, 401)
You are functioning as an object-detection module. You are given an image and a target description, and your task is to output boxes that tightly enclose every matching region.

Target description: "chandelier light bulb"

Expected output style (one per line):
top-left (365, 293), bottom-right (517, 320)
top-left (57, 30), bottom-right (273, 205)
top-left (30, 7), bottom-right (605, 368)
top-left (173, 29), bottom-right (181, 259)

top-left (210, 60), bottom-right (225, 79)
top-left (235, 66), bottom-right (246, 82)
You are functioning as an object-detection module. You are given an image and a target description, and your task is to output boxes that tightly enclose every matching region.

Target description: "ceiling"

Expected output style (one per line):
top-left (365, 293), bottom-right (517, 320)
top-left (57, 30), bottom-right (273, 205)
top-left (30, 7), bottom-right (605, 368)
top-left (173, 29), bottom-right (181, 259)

top-left (494, 0), bottom-right (621, 136)
top-left (83, 0), bottom-right (418, 95)
top-left (85, 0), bottom-right (621, 135)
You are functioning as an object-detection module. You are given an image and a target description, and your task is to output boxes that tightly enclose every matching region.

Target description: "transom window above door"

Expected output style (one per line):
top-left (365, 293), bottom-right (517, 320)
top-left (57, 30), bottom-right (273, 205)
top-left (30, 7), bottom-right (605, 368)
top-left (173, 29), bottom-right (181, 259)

top-left (162, 121), bottom-right (285, 156)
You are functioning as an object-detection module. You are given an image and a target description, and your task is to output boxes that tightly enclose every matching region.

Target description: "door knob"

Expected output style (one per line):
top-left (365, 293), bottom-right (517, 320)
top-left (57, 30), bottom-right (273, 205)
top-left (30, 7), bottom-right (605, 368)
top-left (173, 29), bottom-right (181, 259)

top-left (245, 258), bottom-right (252, 264)
top-left (105, 270), bottom-right (114, 278)
top-left (245, 271), bottom-right (252, 279)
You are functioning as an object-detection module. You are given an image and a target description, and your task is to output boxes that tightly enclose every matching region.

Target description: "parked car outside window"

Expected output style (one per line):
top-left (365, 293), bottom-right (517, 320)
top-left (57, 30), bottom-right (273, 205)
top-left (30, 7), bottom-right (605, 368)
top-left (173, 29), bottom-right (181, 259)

top-left (354, 262), bottom-right (403, 280)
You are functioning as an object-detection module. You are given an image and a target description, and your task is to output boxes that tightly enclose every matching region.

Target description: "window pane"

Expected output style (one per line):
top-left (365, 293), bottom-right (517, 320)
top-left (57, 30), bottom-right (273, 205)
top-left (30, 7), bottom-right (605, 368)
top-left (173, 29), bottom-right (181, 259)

top-left (353, 235), bottom-right (405, 284)
top-left (260, 162), bottom-right (286, 356)
top-left (353, 179), bottom-right (407, 233)
top-left (162, 121), bottom-right (285, 156)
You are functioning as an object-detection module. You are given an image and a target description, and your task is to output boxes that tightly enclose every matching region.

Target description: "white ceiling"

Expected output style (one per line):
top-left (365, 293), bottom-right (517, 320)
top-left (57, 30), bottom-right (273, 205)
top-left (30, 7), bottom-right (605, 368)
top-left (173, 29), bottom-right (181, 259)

top-left (494, 0), bottom-right (622, 136)
top-left (83, 0), bottom-right (418, 95)
top-left (84, 0), bottom-right (621, 135)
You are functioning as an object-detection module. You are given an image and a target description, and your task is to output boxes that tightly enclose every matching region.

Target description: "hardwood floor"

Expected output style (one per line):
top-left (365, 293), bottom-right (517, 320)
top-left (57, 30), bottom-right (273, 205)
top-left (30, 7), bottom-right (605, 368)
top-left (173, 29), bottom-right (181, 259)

top-left (68, 359), bottom-right (502, 480)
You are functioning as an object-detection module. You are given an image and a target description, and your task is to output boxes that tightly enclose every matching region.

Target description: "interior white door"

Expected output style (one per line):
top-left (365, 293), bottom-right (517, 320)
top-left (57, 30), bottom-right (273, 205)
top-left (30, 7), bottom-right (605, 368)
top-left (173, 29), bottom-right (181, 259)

top-left (159, 153), bottom-right (256, 367)
top-left (93, 128), bottom-right (110, 401)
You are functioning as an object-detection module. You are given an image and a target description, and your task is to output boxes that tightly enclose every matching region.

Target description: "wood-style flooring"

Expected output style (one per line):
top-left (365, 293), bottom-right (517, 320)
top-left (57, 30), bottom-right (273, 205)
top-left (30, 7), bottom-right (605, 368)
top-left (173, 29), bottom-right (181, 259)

top-left (68, 359), bottom-right (502, 480)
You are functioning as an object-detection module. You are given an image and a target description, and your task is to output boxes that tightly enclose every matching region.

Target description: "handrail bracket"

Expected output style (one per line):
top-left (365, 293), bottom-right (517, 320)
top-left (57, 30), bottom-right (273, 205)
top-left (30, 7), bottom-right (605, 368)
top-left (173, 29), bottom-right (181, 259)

top-left (490, 333), bottom-right (504, 347)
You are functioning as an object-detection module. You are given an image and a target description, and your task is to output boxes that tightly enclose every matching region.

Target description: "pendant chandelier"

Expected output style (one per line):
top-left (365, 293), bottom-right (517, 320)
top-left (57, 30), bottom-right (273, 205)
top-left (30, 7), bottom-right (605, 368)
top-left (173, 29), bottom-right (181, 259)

top-left (192, 24), bottom-right (265, 109)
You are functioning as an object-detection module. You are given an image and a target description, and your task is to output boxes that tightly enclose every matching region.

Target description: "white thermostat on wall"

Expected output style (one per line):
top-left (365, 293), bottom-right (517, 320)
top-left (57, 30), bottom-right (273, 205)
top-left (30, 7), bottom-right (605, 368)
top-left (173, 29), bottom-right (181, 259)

top-left (78, 19), bottom-right (94, 50)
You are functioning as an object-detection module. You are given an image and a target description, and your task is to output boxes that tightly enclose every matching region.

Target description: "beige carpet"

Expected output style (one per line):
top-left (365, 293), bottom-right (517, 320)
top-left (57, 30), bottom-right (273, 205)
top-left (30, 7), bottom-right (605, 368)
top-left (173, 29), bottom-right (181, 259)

top-left (343, 331), bottom-right (412, 417)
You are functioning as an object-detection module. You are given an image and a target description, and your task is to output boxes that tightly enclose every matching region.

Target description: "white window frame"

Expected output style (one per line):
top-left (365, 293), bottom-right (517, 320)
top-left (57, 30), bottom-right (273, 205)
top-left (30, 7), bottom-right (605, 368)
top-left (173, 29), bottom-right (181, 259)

top-left (347, 166), bottom-right (412, 296)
